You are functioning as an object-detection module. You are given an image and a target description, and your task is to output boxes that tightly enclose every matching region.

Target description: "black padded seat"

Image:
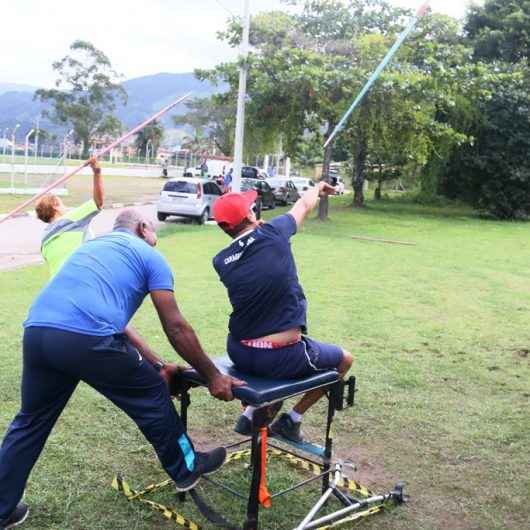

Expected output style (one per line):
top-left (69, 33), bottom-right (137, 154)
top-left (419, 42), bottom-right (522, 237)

top-left (182, 356), bottom-right (340, 407)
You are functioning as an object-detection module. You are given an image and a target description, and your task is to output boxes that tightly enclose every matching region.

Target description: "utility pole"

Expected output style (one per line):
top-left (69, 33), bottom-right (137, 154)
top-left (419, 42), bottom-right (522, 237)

top-left (24, 129), bottom-right (35, 185)
top-left (34, 117), bottom-right (40, 161)
top-left (232, 0), bottom-right (250, 193)
top-left (10, 124), bottom-right (20, 190)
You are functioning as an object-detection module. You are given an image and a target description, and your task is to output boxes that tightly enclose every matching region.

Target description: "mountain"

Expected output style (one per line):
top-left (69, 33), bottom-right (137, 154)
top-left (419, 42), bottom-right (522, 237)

top-left (117, 72), bottom-right (219, 128)
top-left (0, 83), bottom-right (37, 96)
top-left (0, 72), bottom-right (222, 139)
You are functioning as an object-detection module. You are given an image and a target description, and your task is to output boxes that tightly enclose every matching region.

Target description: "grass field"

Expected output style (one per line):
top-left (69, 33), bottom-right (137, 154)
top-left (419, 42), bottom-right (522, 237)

top-left (0, 197), bottom-right (528, 529)
top-left (0, 173), bottom-right (166, 213)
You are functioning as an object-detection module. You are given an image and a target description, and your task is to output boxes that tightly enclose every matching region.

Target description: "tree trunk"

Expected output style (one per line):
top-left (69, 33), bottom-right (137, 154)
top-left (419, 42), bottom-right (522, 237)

top-left (352, 125), bottom-right (367, 208)
top-left (374, 164), bottom-right (383, 200)
top-left (318, 124), bottom-right (335, 221)
top-left (81, 134), bottom-right (90, 159)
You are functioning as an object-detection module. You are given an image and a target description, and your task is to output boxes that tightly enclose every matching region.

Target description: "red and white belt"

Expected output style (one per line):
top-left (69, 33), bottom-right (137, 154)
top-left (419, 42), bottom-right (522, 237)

top-left (240, 338), bottom-right (301, 349)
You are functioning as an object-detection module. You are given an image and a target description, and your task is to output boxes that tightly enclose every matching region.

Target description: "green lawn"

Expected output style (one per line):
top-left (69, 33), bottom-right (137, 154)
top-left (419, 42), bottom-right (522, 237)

top-left (0, 173), bottom-right (166, 213)
top-left (0, 197), bottom-right (528, 529)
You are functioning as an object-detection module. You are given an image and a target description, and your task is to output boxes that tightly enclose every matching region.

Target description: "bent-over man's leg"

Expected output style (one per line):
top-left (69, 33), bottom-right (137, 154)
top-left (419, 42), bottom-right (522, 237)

top-left (74, 334), bottom-right (195, 482)
top-left (0, 327), bottom-right (78, 520)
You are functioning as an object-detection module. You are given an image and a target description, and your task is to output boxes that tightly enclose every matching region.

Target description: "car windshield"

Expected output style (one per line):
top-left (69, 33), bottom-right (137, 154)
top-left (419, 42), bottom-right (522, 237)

top-left (242, 167), bottom-right (258, 179)
top-left (241, 179), bottom-right (257, 191)
top-left (163, 181), bottom-right (197, 193)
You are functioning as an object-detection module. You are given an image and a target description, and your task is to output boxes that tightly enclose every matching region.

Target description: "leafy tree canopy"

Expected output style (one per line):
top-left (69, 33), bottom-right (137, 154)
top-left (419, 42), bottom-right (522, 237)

top-left (35, 40), bottom-right (127, 158)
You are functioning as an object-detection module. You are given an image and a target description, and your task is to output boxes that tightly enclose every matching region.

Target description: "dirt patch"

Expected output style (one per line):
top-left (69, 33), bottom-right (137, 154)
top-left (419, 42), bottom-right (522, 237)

top-left (189, 426), bottom-right (393, 489)
top-left (334, 444), bottom-right (394, 488)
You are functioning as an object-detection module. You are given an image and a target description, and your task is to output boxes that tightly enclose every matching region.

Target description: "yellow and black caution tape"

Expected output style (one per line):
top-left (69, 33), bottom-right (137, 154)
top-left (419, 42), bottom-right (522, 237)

top-left (112, 475), bottom-right (202, 530)
top-left (111, 447), bottom-right (378, 528)
top-left (316, 505), bottom-right (383, 529)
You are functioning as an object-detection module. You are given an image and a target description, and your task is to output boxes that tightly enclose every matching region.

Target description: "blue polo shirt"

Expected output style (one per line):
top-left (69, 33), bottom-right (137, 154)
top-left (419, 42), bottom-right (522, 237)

top-left (213, 214), bottom-right (307, 340)
top-left (25, 229), bottom-right (174, 336)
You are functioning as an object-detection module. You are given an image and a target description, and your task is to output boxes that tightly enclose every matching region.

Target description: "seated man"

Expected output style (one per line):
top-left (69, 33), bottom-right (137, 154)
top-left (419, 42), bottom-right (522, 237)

top-left (212, 182), bottom-right (353, 443)
top-left (0, 209), bottom-right (243, 529)
top-left (35, 157), bottom-right (103, 276)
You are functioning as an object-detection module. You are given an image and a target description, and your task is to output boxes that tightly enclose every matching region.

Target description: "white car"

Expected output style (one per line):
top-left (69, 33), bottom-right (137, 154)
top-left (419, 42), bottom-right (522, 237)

top-left (332, 175), bottom-right (345, 195)
top-left (156, 178), bottom-right (223, 224)
top-left (290, 177), bottom-right (316, 193)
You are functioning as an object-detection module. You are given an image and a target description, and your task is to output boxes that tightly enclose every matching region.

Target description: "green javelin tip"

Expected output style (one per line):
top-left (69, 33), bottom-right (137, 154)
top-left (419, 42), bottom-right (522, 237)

top-left (323, 2), bottom-right (429, 149)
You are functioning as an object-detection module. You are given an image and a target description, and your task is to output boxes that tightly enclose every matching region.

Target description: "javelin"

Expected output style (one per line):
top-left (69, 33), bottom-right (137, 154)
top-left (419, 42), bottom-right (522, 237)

top-left (324, 2), bottom-right (429, 148)
top-left (0, 92), bottom-right (192, 225)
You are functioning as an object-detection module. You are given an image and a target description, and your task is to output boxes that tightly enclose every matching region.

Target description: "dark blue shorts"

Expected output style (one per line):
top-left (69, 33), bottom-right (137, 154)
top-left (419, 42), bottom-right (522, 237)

top-left (227, 334), bottom-right (343, 379)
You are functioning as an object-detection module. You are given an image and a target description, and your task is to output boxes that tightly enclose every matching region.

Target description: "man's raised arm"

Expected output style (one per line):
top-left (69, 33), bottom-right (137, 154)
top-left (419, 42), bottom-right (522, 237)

top-left (150, 289), bottom-right (244, 401)
top-left (288, 181), bottom-right (336, 228)
top-left (88, 157), bottom-right (104, 209)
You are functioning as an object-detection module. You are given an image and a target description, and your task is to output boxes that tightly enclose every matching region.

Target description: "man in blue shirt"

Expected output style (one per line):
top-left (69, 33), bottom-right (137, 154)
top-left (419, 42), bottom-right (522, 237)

top-left (212, 183), bottom-right (353, 443)
top-left (0, 209), bottom-right (243, 528)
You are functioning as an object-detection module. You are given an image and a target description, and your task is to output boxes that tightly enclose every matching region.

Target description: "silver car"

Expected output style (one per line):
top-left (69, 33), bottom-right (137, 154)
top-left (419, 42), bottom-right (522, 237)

top-left (156, 178), bottom-right (223, 224)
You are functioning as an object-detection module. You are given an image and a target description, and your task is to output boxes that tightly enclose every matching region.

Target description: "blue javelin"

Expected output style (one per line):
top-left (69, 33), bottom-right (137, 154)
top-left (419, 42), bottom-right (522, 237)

top-left (324, 2), bottom-right (429, 148)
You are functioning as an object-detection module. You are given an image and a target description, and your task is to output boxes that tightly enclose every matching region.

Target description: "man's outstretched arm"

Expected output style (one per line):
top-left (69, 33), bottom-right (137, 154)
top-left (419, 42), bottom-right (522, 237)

top-left (88, 157), bottom-right (104, 209)
top-left (288, 181), bottom-right (336, 228)
top-left (150, 289), bottom-right (245, 401)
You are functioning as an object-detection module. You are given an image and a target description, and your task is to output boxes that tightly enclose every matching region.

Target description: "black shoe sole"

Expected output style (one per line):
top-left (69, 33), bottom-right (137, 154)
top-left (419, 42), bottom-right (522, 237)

top-left (4, 508), bottom-right (29, 529)
top-left (174, 475), bottom-right (202, 493)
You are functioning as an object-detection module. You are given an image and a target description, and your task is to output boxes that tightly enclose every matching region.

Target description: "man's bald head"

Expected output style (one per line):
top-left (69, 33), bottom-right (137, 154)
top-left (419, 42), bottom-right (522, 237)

top-left (114, 209), bottom-right (158, 247)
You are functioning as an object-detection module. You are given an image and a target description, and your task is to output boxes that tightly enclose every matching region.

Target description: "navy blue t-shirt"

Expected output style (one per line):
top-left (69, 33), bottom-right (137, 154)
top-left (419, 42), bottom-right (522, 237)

top-left (213, 214), bottom-right (307, 340)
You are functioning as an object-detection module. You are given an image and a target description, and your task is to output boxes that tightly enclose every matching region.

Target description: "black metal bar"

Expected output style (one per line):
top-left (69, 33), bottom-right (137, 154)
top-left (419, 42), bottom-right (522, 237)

top-left (332, 484), bottom-right (355, 507)
top-left (243, 408), bottom-right (268, 530)
top-left (267, 441), bottom-right (324, 467)
top-left (270, 471), bottom-right (329, 499)
top-left (202, 476), bottom-right (247, 500)
top-left (226, 438), bottom-right (252, 450)
top-left (322, 383), bottom-right (338, 494)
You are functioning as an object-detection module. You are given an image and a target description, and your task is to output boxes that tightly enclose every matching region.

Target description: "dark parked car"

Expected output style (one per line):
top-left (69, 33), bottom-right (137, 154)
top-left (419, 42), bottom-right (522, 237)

top-left (266, 177), bottom-right (300, 205)
top-left (241, 178), bottom-right (276, 215)
top-left (242, 166), bottom-right (268, 180)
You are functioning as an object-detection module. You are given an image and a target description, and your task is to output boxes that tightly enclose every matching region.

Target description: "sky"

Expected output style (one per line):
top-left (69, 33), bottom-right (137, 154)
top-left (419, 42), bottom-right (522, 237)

top-left (1, 0), bottom-right (483, 87)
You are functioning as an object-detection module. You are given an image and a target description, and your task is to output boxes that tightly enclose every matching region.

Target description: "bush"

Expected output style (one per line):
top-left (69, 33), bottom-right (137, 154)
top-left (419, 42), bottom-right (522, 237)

top-left (441, 78), bottom-right (530, 219)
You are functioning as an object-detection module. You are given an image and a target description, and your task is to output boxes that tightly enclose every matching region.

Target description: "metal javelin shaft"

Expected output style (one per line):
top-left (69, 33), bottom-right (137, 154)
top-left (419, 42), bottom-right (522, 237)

top-left (323, 2), bottom-right (429, 148)
top-left (0, 92), bottom-right (192, 225)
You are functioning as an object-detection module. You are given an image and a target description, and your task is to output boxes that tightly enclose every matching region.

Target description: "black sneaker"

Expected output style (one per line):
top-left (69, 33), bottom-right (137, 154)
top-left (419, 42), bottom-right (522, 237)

top-left (270, 413), bottom-right (305, 443)
top-left (234, 415), bottom-right (252, 436)
top-left (0, 503), bottom-right (29, 529)
top-left (174, 447), bottom-right (227, 492)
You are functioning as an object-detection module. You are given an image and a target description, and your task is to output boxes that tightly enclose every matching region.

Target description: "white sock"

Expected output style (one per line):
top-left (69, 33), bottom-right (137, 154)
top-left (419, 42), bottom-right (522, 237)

top-left (243, 406), bottom-right (256, 420)
top-left (288, 409), bottom-right (303, 423)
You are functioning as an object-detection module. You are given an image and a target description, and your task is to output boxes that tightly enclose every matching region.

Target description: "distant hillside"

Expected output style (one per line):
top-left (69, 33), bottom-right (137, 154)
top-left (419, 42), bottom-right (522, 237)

top-left (0, 83), bottom-right (37, 96)
top-left (0, 72), bottom-right (222, 139)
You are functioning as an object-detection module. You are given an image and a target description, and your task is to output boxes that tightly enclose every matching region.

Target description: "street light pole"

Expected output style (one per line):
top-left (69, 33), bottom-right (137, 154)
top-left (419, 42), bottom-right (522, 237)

top-left (10, 124), bottom-right (20, 190)
top-left (2, 128), bottom-right (9, 157)
top-left (232, 0), bottom-right (250, 193)
top-left (24, 129), bottom-right (35, 185)
top-left (34, 117), bottom-right (40, 161)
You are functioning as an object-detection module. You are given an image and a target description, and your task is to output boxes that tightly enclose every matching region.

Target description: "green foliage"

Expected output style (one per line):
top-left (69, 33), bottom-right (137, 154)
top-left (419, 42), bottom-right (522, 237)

top-left (441, 67), bottom-right (530, 219)
top-left (466, 0), bottom-right (530, 63)
top-left (173, 96), bottom-right (235, 156)
top-left (35, 40), bottom-right (127, 158)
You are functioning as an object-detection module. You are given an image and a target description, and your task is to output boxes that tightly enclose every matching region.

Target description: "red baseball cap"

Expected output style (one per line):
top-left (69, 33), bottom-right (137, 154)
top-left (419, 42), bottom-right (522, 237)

top-left (213, 190), bottom-right (257, 228)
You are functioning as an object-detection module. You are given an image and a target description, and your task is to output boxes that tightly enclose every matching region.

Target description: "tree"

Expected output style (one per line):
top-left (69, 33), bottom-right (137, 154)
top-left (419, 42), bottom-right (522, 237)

top-left (134, 121), bottom-right (164, 160)
top-left (35, 40), bottom-right (127, 158)
top-left (440, 65), bottom-right (530, 219)
top-left (173, 96), bottom-right (235, 156)
top-left (465, 0), bottom-right (530, 63)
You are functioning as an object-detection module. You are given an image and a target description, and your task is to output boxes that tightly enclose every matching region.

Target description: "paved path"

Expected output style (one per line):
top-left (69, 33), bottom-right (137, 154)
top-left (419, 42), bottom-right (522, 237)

top-left (0, 204), bottom-right (159, 271)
